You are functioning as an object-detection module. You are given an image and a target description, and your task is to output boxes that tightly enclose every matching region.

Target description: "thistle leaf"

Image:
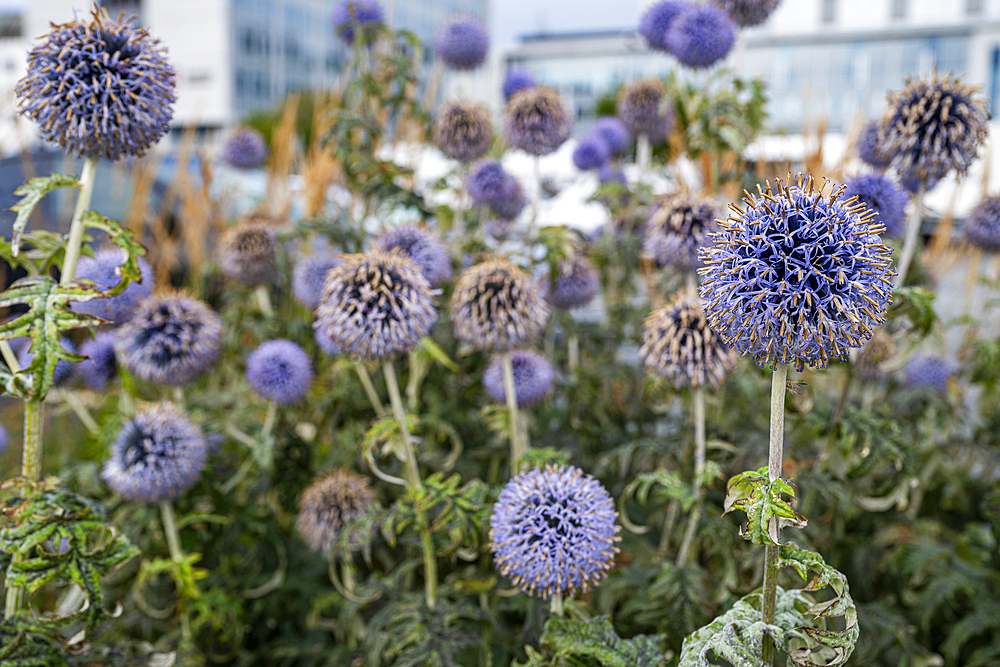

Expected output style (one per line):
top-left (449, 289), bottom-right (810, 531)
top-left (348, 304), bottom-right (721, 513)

top-left (724, 467), bottom-right (807, 546)
top-left (518, 615), bottom-right (666, 667)
top-left (0, 615), bottom-right (68, 666)
top-left (82, 212), bottom-right (147, 297)
top-left (10, 173), bottom-right (79, 258)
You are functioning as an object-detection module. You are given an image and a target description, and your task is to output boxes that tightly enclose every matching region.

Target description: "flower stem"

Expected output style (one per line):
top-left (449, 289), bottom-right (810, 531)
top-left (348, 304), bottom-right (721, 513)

top-left (262, 401), bottom-right (277, 439)
top-left (895, 186), bottom-right (925, 290)
top-left (531, 157), bottom-right (541, 239)
top-left (761, 364), bottom-right (788, 666)
top-left (382, 360), bottom-right (438, 610)
top-left (637, 133), bottom-right (651, 170)
top-left (677, 385), bottom-right (706, 565)
top-left (550, 593), bottom-right (564, 617)
top-left (4, 399), bottom-right (44, 617)
top-left (254, 284), bottom-right (274, 318)
top-left (502, 352), bottom-right (527, 474)
top-left (354, 363), bottom-right (386, 418)
top-left (159, 500), bottom-right (192, 645)
top-left (61, 157), bottom-right (99, 285)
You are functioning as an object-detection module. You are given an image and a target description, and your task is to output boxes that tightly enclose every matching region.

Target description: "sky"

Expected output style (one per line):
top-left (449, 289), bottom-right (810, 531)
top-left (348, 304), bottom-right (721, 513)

top-left (491, 0), bottom-right (642, 47)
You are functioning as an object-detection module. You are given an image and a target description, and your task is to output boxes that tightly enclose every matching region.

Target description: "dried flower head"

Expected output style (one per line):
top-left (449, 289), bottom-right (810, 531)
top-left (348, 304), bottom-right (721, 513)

top-left (16, 7), bottom-right (175, 160)
top-left (18, 338), bottom-right (77, 387)
top-left (490, 464), bottom-right (621, 599)
top-left (591, 117), bottom-right (631, 156)
top-left (72, 249), bottom-right (154, 326)
top-left (842, 173), bottom-right (908, 239)
top-left (904, 354), bottom-right (957, 391)
top-left (503, 68), bottom-right (536, 101)
top-left (572, 135), bottom-right (611, 171)
top-left (246, 339), bottom-right (313, 405)
top-left (711, 0), bottom-right (781, 27)
top-left (332, 0), bottom-right (384, 45)
top-left (617, 79), bottom-right (672, 139)
top-left (433, 100), bottom-right (493, 163)
top-left (435, 15), bottom-right (489, 71)
top-left (79, 331), bottom-right (118, 391)
top-left (962, 195), bottom-right (1000, 251)
top-left (504, 86), bottom-right (573, 156)
top-left (293, 251), bottom-right (343, 311)
top-left (699, 174), bottom-right (896, 371)
top-left (882, 73), bottom-right (989, 188)
top-left (856, 120), bottom-right (891, 171)
top-left (546, 256), bottom-right (600, 310)
top-left (640, 0), bottom-right (689, 52)
top-left (218, 220), bottom-right (279, 286)
top-left (483, 349), bottom-right (554, 407)
top-left (222, 127), bottom-right (267, 169)
top-left (451, 259), bottom-right (549, 352)
top-left (296, 470), bottom-right (376, 556)
top-left (644, 193), bottom-right (721, 269)
top-left (640, 290), bottom-right (737, 388)
top-left (374, 224), bottom-right (453, 287)
top-left (102, 403), bottom-right (206, 503)
top-left (314, 250), bottom-right (437, 361)
top-left (666, 4), bottom-right (737, 69)
top-left (115, 293), bottom-right (224, 385)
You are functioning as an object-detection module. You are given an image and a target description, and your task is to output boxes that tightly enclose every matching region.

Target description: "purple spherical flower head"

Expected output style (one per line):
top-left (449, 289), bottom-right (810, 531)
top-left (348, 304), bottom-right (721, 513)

top-left (963, 196), bottom-right (1000, 251)
top-left (315, 250), bottom-right (437, 361)
top-left (16, 8), bottom-right (175, 160)
top-left (856, 120), bottom-right (891, 171)
top-left (222, 127), bottom-right (267, 170)
top-left (599, 165), bottom-right (627, 186)
top-left (293, 251), bottom-right (343, 311)
top-left (591, 117), bottom-right (631, 156)
top-left (494, 175), bottom-right (527, 220)
top-left (666, 4), bottom-right (737, 69)
top-left (573, 135), bottom-right (611, 171)
top-left (711, 0), bottom-right (781, 27)
top-left (435, 15), bottom-right (489, 71)
top-left (504, 86), bottom-right (573, 156)
top-left (699, 174), bottom-right (896, 371)
top-left (546, 256), bottom-right (600, 310)
top-left (617, 80), bottom-right (672, 140)
top-left (374, 224), bottom-right (452, 287)
top-left (644, 194), bottom-right (721, 269)
top-left (102, 403), bottom-right (207, 504)
top-left (883, 73), bottom-right (989, 189)
top-left (904, 354), bottom-right (957, 392)
top-left (452, 259), bottom-right (549, 352)
top-left (332, 0), bottom-right (385, 45)
top-left (483, 349), bottom-right (554, 407)
top-left (73, 249), bottom-right (154, 326)
top-left (246, 339), bottom-right (313, 405)
top-left (115, 293), bottom-right (224, 385)
top-left (79, 332), bottom-right (118, 391)
top-left (843, 173), bottom-right (908, 239)
top-left (483, 218), bottom-right (512, 240)
top-left (433, 100), bottom-right (493, 163)
top-left (296, 470), bottom-right (376, 555)
top-left (18, 337), bottom-right (77, 387)
top-left (490, 464), bottom-right (621, 599)
top-left (640, 0), bottom-right (689, 52)
top-left (466, 159), bottom-right (508, 207)
top-left (503, 68), bottom-right (536, 101)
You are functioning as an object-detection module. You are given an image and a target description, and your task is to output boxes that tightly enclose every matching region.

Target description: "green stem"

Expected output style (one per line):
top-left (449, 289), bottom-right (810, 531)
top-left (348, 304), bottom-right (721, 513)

top-left (62, 390), bottom-right (98, 434)
top-left (172, 386), bottom-right (185, 408)
top-left (677, 385), bottom-right (706, 565)
top-left (262, 401), bottom-right (277, 439)
top-left (637, 133), bottom-right (651, 170)
top-left (159, 500), bottom-right (193, 645)
top-left (61, 157), bottom-right (99, 285)
top-left (894, 186), bottom-right (925, 290)
top-left (0, 340), bottom-right (19, 371)
top-left (4, 400), bottom-right (44, 616)
top-left (255, 284), bottom-right (274, 318)
top-left (354, 363), bottom-right (386, 418)
top-left (550, 593), bottom-right (564, 617)
top-left (761, 364), bottom-right (788, 666)
top-left (502, 352), bottom-right (527, 474)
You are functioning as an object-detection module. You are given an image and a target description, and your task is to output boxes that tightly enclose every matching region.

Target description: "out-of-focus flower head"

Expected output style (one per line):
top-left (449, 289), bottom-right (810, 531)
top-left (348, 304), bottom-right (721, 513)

top-left (545, 256), bottom-right (600, 310)
top-left (221, 127), bottom-right (267, 170)
top-left (504, 86), bottom-right (573, 156)
top-left (644, 193), bottom-right (721, 269)
top-left (16, 7), bottom-right (176, 160)
top-left (639, 0), bottom-right (689, 52)
top-left (433, 100), bottom-right (493, 163)
top-left (842, 173), bottom-right (908, 239)
top-left (882, 73), bottom-right (989, 189)
top-left (246, 339), bottom-right (313, 405)
top-left (451, 259), bottom-right (549, 352)
top-left (699, 174), bottom-right (896, 371)
top-left (79, 331), bottom-right (118, 391)
top-left (490, 464), bottom-right (621, 599)
top-left (503, 68), bottom-right (536, 101)
top-left (18, 337), bottom-right (77, 387)
top-left (483, 218), bottom-right (512, 240)
top-left (572, 135), bottom-right (611, 171)
top-left (711, 0), bottom-right (781, 27)
top-left (73, 248), bottom-right (154, 326)
top-left (904, 354), bottom-right (958, 392)
top-left (494, 174), bottom-right (527, 220)
top-left (617, 79), bottom-right (672, 140)
top-left (217, 219), bottom-right (279, 286)
top-left (374, 224), bottom-right (452, 287)
top-left (293, 251), bottom-right (343, 311)
top-left (591, 117), bottom-right (631, 156)
top-left (856, 120), bottom-right (891, 171)
top-left (666, 4), bottom-right (737, 69)
top-left (466, 160), bottom-right (526, 220)
top-left (102, 403), bottom-right (206, 503)
top-left (483, 349), bottom-right (554, 407)
top-left (314, 250), bottom-right (437, 361)
top-left (296, 470), bottom-right (376, 556)
top-left (962, 195), bottom-right (1000, 251)
top-left (115, 293), bottom-right (224, 385)
top-left (435, 15), bottom-right (489, 71)
top-left (332, 0), bottom-right (384, 45)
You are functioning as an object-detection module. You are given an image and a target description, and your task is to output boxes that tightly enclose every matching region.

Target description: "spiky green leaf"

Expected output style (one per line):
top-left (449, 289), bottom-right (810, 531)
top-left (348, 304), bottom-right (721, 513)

top-left (9, 174), bottom-right (79, 258)
top-left (724, 467), bottom-right (806, 546)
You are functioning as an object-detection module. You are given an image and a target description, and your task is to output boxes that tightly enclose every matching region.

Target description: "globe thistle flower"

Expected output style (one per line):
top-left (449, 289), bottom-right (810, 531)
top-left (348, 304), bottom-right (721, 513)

top-left (221, 127), bottom-right (267, 170)
top-left (617, 79), bottom-right (672, 140)
top-left (296, 470), bottom-right (376, 556)
top-left (115, 294), bottom-right (224, 385)
top-left (451, 259), bottom-right (549, 352)
top-left (882, 73), bottom-right (989, 188)
top-left (483, 218), bottom-right (512, 240)
top-left (314, 325), bottom-right (342, 356)
top-left (466, 160), bottom-right (526, 219)
top-left (856, 120), bottom-right (891, 171)
top-left (645, 194), bottom-right (720, 270)
top-left (599, 165), bottom-right (627, 186)
top-left (490, 464), bottom-right (621, 599)
top-left (711, 0), bottom-right (781, 27)
top-left (332, 0), bottom-right (384, 45)
top-left (374, 224), bottom-right (453, 287)
top-left (217, 219), bottom-right (279, 286)
top-left (314, 250), bottom-right (437, 361)
top-left (72, 249), bottom-right (154, 326)
top-left (246, 339), bottom-right (313, 405)
top-left (842, 173), bottom-right (908, 239)
top-left (573, 135), bottom-right (611, 171)
top-left (483, 350), bottom-right (554, 407)
top-left (16, 7), bottom-right (176, 161)
top-left (18, 338), bottom-right (77, 387)
top-left (293, 251), bottom-right (343, 311)
top-left (591, 117), bottom-right (631, 156)
top-left (432, 100), bottom-right (493, 163)
top-left (494, 174), bottom-right (527, 220)
top-left (102, 403), bottom-right (207, 504)
top-left (640, 291), bottom-right (737, 388)
top-left (78, 332), bottom-right (118, 391)
top-left (503, 68), bottom-right (536, 101)
top-left (699, 174), bottom-right (896, 371)
top-left (962, 196), bottom-right (1000, 251)
top-left (666, 4), bottom-right (737, 69)
top-left (640, 0), bottom-right (689, 52)
top-left (546, 256), bottom-right (600, 310)
top-left (504, 86), bottom-right (573, 157)
top-left (435, 15), bottom-right (489, 71)
top-left (904, 354), bottom-right (957, 391)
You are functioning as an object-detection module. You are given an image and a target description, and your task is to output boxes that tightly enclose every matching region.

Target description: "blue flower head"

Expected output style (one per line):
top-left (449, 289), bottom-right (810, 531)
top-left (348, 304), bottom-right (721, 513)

top-left (451, 259), bottom-right (549, 352)
top-left (644, 193), bottom-right (721, 269)
top-left (246, 339), bottom-right (313, 405)
top-left (699, 174), bottom-right (896, 371)
top-left (904, 354), bottom-right (957, 392)
top-left (617, 79), bottom-right (672, 140)
top-left (639, 1), bottom-right (689, 52)
top-left (332, 0), bottom-right (384, 45)
top-left (963, 195), bottom-right (1000, 251)
top-left (374, 224), bottom-right (453, 287)
top-left (591, 117), bottom-right (631, 156)
top-left (73, 248), bottom-right (154, 326)
top-left (490, 464), bottom-right (621, 599)
top-left (222, 127), bottom-right (267, 170)
top-left (102, 403), bottom-right (206, 504)
top-left (79, 331), bottom-right (118, 391)
top-left (666, 4), bottom-right (737, 69)
top-left (494, 174), bottom-right (527, 220)
top-left (503, 68), bottom-right (536, 101)
top-left (842, 173), bottom-right (908, 239)
top-left (546, 256), bottom-right (600, 310)
top-left (466, 160), bottom-right (526, 220)
top-left (435, 15), bottom-right (489, 71)
top-left (433, 100), bottom-right (493, 163)
top-left (572, 135), bottom-right (611, 171)
top-left (296, 470), bottom-right (376, 555)
top-left (483, 349), bottom-right (554, 407)
top-left (293, 251), bottom-right (343, 311)
top-left (856, 120), bottom-right (890, 171)
top-left (504, 86), bottom-right (573, 157)
top-left (711, 0), bottom-right (781, 27)
top-left (16, 7), bottom-right (176, 161)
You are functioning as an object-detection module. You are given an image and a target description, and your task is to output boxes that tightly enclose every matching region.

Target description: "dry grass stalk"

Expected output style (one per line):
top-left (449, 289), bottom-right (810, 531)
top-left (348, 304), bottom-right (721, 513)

top-left (267, 94), bottom-right (301, 221)
top-left (302, 91), bottom-right (341, 218)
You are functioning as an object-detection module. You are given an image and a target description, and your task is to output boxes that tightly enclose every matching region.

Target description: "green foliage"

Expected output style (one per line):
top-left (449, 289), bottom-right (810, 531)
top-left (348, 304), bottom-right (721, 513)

top-left (888, 286), bottom-right (937, 338)
top-left (0, 615), bottom-right (69, 667)
top-left (669, 70), bottom-right (768, 160)
top-left (80, 212), bottom-right (147, 296)
top-left (518, 615), bottom-right (666, 667)
top-left (364, 594), bottom-right (489, 667)
top-left (382, 473), bottom-right (490, 556)
top-left (9, 173), bottom-right (79, 258)
top-left (724, 468), bottom-right (806, 546)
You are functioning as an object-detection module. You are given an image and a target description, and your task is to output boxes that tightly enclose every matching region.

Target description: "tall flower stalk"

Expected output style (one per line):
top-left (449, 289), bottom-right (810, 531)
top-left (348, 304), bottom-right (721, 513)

top-left (760, 363), bottom-right (787, 663)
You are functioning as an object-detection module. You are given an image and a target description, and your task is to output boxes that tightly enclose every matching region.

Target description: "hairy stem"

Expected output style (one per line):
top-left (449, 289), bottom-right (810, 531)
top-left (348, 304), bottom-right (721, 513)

top-left (61, 156), bottom-right (99, 284)
top-left (761, 364), bottom-right (788, 665)
top-left (502, 352), bottom-right (527, 474)
top-left (159, 500), bottom-right (193, 645)
top-left (354, 363), bottom-right (386, 418)
top-left (677, 385), bottom-right (706, 565)
top-left (4, 399), bottom-right (44, 616)
top-left (895, 186), bottom-right (925, 290)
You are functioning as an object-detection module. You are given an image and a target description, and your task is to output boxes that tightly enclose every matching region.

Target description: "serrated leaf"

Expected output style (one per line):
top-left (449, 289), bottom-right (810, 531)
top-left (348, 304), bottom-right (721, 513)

top-left (529, 615), bottom-right (667, 667)
top-left (724, 467), bottom-right (806, 546)
top-left (364, 594), bottom-right (488, 667)
top-left (382, 472), bottom-right (489, 556)
top-left (0, 616), bottom-right (68, 666)
top-left (10, 174), bottom-right (79, 258)
top-left (81, 211), bottom-right (147, 297)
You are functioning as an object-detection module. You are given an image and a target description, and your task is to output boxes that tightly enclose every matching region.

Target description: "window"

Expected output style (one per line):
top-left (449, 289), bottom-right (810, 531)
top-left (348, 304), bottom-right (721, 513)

top-left (890, 0), bottom-right (907, 20)
top-left (821, 0), bottom-right (836, 24)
